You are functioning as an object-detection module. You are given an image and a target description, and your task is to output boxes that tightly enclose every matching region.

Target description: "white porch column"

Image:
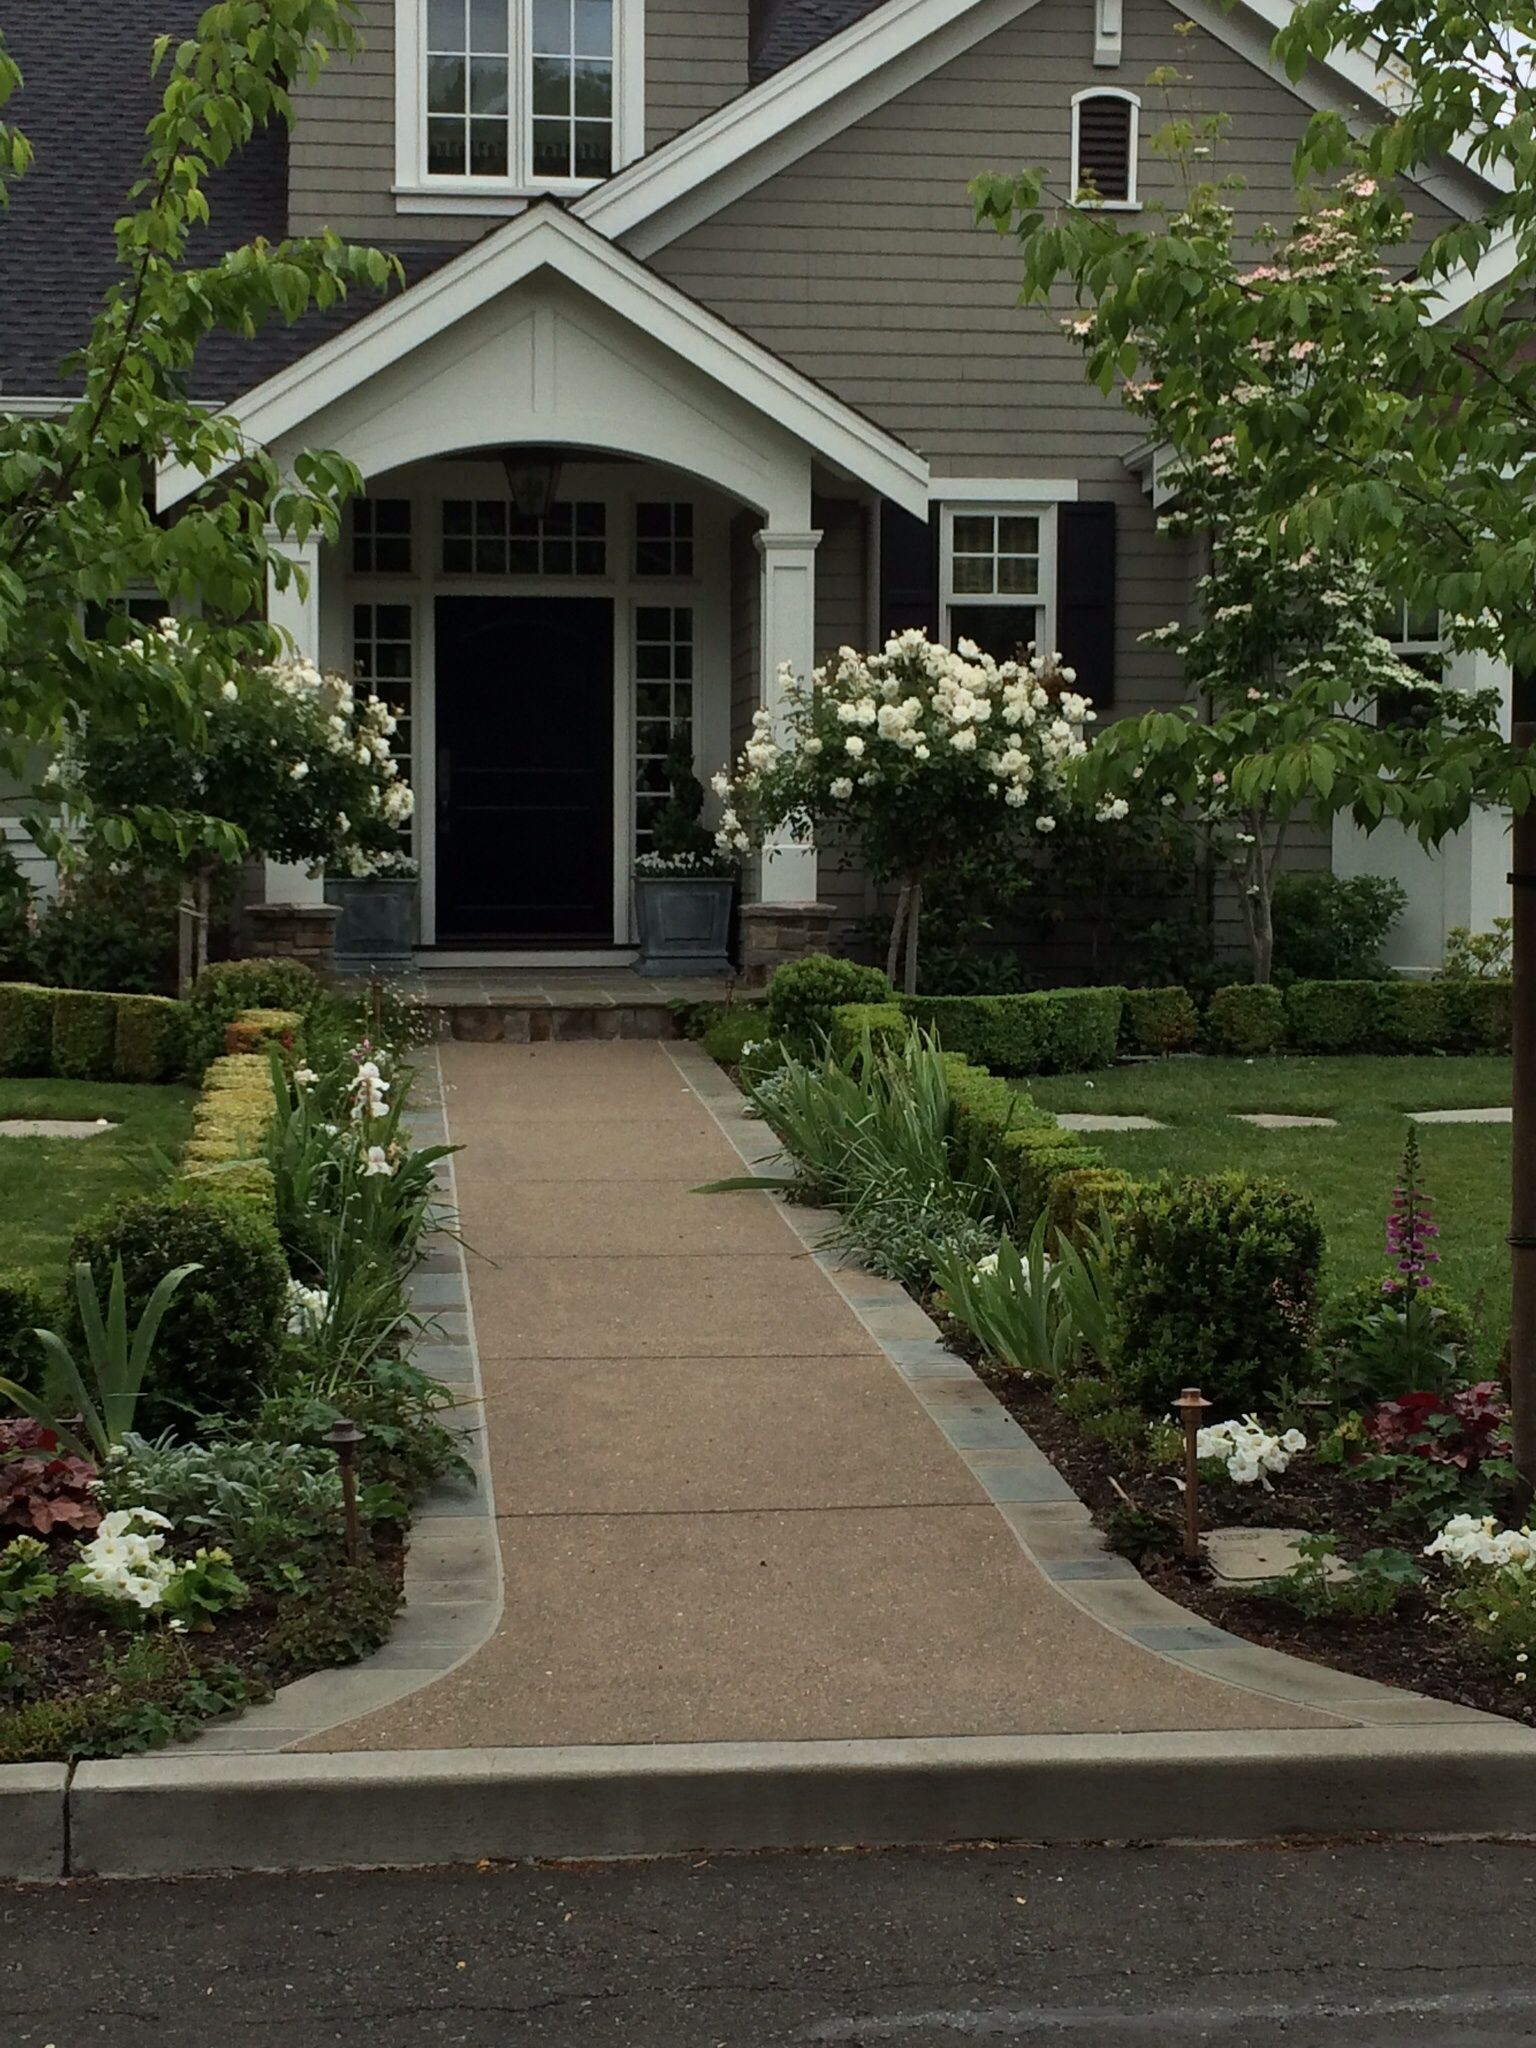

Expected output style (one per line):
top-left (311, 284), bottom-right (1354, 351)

top-left (263, 528), bottom-right (326, 907)
top-left (755, 527), bottom-right (823, 904)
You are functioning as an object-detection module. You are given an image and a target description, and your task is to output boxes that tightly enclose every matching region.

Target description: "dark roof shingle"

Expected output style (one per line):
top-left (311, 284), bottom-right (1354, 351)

top-left (751, 0), bottom-right (894, 79)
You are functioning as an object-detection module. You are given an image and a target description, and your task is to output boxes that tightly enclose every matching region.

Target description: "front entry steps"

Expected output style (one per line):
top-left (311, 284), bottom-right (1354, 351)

top-left (397, 967), bottom-right (738, 1045)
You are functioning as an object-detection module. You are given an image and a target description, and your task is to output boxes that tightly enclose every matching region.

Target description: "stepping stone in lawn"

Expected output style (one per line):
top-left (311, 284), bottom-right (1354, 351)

top-left (1054, 1113), bottom-right (1165, 1132)
top-left (1234, 1114), bottom-right (1339, 1130)
top-left (0, 1118), bottom-right (114, 1139)
top-left (1207, 1526), bottom-right (1350, 1585)
top-left (1410, 1107), bottom-right (1512, 1125)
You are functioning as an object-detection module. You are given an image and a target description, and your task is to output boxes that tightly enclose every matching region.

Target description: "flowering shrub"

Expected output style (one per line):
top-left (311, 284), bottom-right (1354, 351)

top-left (1195, 1417), bottom-right (1306, 1486)
top-left (714, 632), bottom-right (1097, 988)
top-left (0, 1421), bottom-right (100, 1535)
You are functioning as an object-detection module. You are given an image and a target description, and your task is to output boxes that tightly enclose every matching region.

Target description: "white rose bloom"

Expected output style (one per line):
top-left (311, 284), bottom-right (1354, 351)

top-left (830, 777), bottom-right (855, 800)
top-left (950, 729), bottom-right (978, 753)
top-left (290, 761), bottom-right (309, 781)
top-left (844, 735), bottom-right (866, 758)
top-left (1035, 815), bottom-right (1057, 834)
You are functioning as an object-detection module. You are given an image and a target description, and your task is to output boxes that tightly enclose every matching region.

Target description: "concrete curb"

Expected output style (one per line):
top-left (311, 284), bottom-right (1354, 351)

top-left (663, 1040), bottom-right (1505, 1736)
top-left (54, 1727), bottom-right (1536, 1876)
top-left (185, 1048), bottom-right (505, 1756)
top-left (0, 1765), bottom-right (68, 1881)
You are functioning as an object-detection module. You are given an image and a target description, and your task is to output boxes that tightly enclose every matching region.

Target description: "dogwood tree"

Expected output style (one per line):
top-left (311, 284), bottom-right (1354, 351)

top-left (0, 2), bottom-right (397, 864)
top-left (974, 50), bottom-right (1536, 1484)
top-left (713, 632), bottom-right (1103, 991)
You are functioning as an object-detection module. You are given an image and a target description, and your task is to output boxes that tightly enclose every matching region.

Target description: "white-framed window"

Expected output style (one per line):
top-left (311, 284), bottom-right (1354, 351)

top-left (632, 605), bottom-right (695, 851)
top-left (1379, 597), bottom-right (1445, 684)
top-left (440, 498), bottom-right (608, 575)
top-left (1071, 88), bottom-right (1139, 208)
top-left (940, 505), bottom-right (1057, 663)
top-left (353, 498), bottom-right (414, 575)
top-left (353, 601), bottom-right (417, 855)
top-left (397, 0), bottom-right (643, 203)
top-left (634, 501), bottom-right (696, 578)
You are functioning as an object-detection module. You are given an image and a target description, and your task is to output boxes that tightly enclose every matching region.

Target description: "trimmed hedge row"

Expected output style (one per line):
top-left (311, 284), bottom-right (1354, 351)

top-left (829, 976), bottom-right (1510, 1068)
top-left (829, 987), bottom-right (1125, 1076)
top-left (0, 982), bottom-right (188, 1082)
top-left (177, 1032), bottom-right (284, 1217)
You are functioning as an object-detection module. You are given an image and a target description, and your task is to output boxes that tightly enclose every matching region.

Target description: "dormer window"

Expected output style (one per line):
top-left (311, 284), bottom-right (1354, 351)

top-left (1071, 89), bottom-right (1139, 208)
top-left (399, 0), bottom-right (642, 205)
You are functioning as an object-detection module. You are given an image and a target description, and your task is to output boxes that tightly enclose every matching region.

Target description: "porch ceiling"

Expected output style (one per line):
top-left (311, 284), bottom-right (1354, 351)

top-left (157, 202), bottom-right (929, 524)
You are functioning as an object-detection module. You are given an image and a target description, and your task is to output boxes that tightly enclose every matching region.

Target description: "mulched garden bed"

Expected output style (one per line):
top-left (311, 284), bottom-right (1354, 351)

top-left (958, 1334), bottom-right (1535, 1728)
top-left (0, 1528), bottom-right (405, 1764)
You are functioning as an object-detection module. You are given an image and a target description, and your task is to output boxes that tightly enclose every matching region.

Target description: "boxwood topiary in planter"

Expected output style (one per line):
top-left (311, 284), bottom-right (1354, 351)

top-left (1108, 1172), bottom-right (1324, 1416)
top-left (0, 983), bottom-right (56, 1077)
top-left (67, 1192), bottom-right (287, 1438)
top-left (51, 989), bottom-right (117, 1079)
top-left (1204, 984), bottom-right (1285, 1057)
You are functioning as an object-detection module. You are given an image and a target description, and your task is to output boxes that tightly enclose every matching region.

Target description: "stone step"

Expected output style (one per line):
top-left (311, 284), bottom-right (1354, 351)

top-left (435, 1001), bottom-right (683, 1044)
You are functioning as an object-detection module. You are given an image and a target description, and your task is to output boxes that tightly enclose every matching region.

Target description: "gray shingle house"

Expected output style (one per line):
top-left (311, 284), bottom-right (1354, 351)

top-left (0, 0), bottom-right (1515, 973)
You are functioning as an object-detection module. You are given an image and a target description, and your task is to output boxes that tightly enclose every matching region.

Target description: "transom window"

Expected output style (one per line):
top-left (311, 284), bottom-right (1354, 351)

top-left (635, 502), bottom-right (695, 578)
top-left (941, 507), bottom-right (1056, 664)
top-left (411, 0), bottom-right (633, 192)
top-left (1377, 596), bottom-right (1445, 728)
top-left (441, 499), bottom-right (607, 576)
top-left (353, 499), bottom-right (413, 575)
top-left (1072, 89), bottom-right (1139, 208)
top-left (633, 606), bottom-right (694, 850)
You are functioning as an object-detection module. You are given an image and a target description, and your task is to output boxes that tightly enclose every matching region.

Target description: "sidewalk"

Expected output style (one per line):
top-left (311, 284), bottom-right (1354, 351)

top-left (301, 1039), bottom-right (1336, 1753)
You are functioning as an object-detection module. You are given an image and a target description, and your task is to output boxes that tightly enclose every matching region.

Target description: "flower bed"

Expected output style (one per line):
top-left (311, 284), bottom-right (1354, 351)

top-left (726, 979), bottom-right (1533, 1727)
top-left (0, 967), bottom-right (462, 1762)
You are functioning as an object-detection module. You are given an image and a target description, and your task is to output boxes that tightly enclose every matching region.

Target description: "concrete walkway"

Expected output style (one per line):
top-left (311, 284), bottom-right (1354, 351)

top-left (304, 1041), bottom-right (1339, 1754)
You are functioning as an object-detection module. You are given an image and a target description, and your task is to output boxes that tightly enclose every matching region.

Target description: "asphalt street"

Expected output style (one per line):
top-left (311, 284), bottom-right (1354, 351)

top-left (6, 1840), bottom-right (1536, 2045)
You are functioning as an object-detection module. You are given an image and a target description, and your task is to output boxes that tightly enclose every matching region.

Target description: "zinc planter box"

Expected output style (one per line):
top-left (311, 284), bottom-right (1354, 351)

top-left (325, 876), bottom-right (418, 973)
top-left (633, 875), bottom-right (734, 976)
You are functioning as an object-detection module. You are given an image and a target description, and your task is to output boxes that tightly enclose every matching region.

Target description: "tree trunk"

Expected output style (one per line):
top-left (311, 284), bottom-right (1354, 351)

top-left (886, 882), bottom-right (911, 986)
top-left (903, 878), bottom-right (923, 997)
top-left (193, 869), bottom-right (212, 983)
top-left (1511, 720), bottom-right (1536, 1509)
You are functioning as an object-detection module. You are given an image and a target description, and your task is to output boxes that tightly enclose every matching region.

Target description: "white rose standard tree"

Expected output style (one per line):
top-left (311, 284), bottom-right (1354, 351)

top-left (47, 630), bottom-right (415, 990)
top-left (972, 67), bottom-right (1536, 1487)
top-left (0, 3), bottom-right (398, 862)
top-left (713, 631), bottom-right (1102, 992)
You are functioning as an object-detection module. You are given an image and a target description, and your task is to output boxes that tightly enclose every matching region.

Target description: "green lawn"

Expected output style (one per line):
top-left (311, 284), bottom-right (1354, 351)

top-left (1025, 1056), bottom-right (1513, 1365)
top-left (0, 1079), bottom-right (198, 1285)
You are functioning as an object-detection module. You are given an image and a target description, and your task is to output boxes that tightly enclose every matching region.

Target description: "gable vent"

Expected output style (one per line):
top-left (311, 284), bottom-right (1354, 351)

top-left (1073, 92), bottom-right (1136, 205)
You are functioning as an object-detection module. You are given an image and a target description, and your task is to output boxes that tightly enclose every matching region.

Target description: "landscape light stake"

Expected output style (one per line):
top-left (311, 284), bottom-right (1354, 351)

top-left (1173, 1388), bottom-right (1212, 1564)
top-left (324, 1419), bottom-right (367, 1564)
top-left (1512, 714), bottom-right (1536, 1514)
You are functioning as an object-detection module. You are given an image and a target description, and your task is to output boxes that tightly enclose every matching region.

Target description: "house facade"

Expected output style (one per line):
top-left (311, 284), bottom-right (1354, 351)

top-left (0, 0), bottom-right (1515, 973)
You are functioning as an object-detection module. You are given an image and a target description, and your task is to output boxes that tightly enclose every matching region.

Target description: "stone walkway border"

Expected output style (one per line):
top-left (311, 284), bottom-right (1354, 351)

top-left (189, 1046), bottom-right (504, 1755)
top-left (665, 1041), bottom-right (1497, 1736)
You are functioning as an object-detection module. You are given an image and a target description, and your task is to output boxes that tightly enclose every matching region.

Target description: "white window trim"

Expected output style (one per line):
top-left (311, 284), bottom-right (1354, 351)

top-left (393, 0), bottom-right (644, 209)
top-left (938, 503), bottom-right (1058, 654)
top-left (1070, 86), bottom-right (1140, 212)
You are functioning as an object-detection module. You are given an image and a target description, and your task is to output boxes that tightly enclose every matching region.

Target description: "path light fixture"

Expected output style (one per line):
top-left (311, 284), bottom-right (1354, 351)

top-left (500, 448), bottom-right (562, 520)
top-left (1172, 1387), bottom-right (1212, 1565)
top-left (323, 1418), bottom-right (368, 1564)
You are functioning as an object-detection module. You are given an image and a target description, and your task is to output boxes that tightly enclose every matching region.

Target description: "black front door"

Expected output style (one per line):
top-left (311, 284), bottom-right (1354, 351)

top-left (435, 596), bottom-right (614, 943)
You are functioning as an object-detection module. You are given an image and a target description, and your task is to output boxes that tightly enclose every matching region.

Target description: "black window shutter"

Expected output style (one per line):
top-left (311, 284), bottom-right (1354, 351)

top-left (879, 502), bottom-right (938, 639)
top-left (1056, 499), bottom-right (1116, 706)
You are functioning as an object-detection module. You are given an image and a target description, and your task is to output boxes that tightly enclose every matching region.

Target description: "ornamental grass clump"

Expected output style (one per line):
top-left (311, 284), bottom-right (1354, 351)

top-left (713, 631), bottom-right (1100, 990)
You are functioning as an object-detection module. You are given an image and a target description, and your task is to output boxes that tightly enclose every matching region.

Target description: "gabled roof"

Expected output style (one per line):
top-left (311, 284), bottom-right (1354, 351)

top-left (577, 0), bottom-right (1508, 262)
top-left (155, 201), bottom-right (930, 516)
